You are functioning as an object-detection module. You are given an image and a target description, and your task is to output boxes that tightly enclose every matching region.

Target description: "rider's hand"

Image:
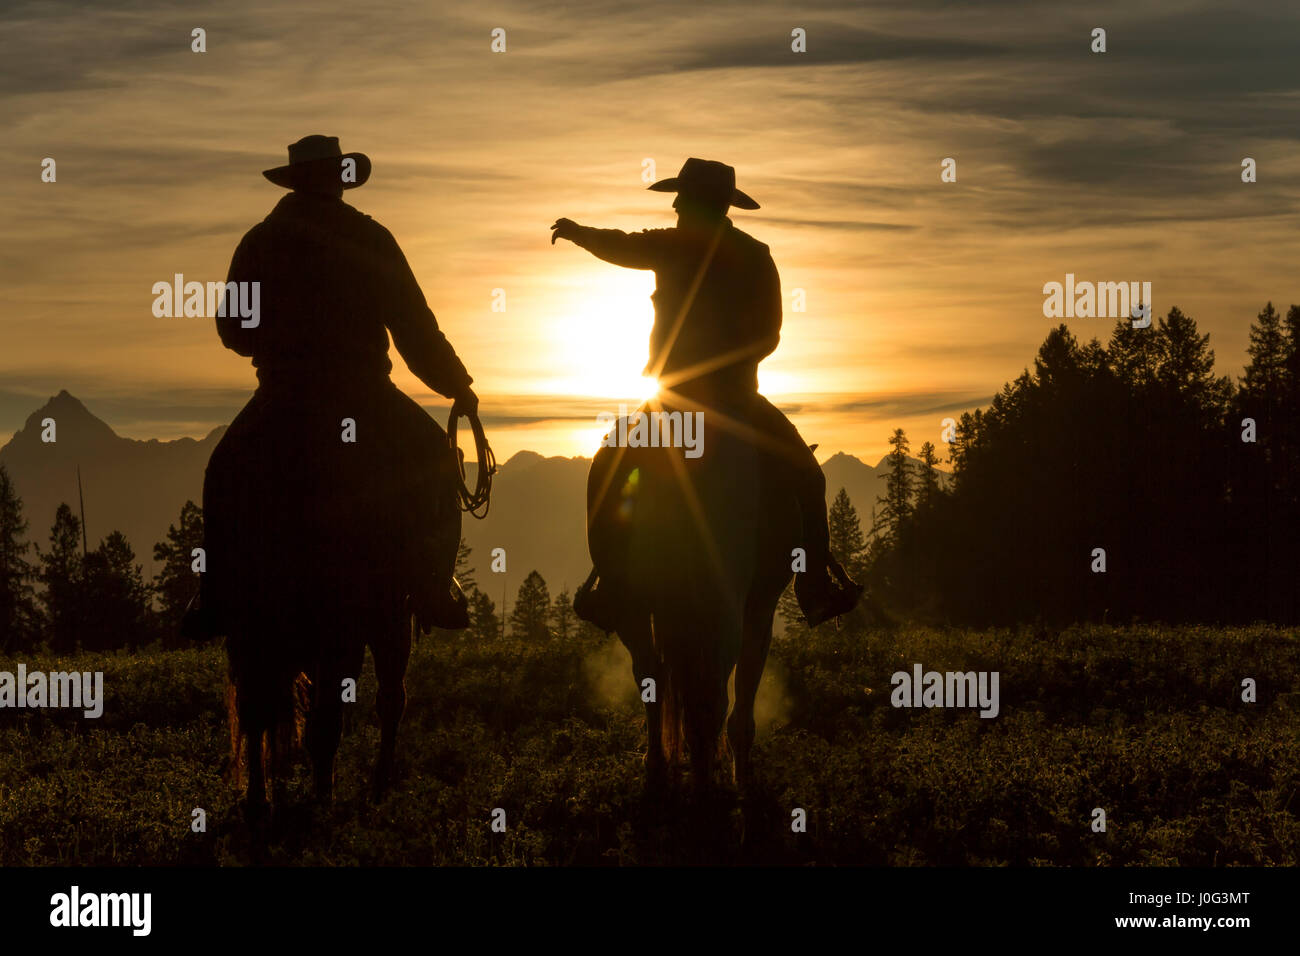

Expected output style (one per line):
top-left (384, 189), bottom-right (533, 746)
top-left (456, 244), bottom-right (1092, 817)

top-left (452, 388), bottom-right (479, 418)
top-left (550, 218), bottom-right (579, 245)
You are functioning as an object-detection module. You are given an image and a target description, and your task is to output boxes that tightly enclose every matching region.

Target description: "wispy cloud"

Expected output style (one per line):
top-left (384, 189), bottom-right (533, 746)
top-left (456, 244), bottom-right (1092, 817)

top-left (2, 0), bottom-right (1298, 462)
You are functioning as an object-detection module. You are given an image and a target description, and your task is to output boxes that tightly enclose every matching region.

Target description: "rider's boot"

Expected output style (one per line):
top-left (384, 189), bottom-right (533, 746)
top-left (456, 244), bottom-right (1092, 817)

top-left (795, 553), bottom-right (864, 627)
top-left (790, 455), bottom-right (864, 626)
top-left (574, 567), bottom-right (621, 633)
top-left (411, 573), bottom-right (471, 632)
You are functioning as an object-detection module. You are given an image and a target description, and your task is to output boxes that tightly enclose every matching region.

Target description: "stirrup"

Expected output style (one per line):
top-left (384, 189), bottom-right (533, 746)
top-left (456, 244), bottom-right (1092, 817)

top-left (796, 561), bottom-right (864, 627)
top-left (412, 575), bottom-right (470, 632)
top-left (573, 576), bottom-right (620, 633)
top-left (801, 580), bottom-right (864, 627)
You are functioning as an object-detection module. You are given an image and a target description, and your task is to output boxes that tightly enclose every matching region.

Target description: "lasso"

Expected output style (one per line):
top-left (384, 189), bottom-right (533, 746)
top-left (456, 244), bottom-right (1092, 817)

top-left (447, 406), bottom-right (496, 519)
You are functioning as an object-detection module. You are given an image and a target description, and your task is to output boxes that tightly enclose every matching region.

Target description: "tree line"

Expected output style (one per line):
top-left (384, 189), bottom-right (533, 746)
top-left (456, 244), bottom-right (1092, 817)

top-left (0, 479), bottom-right (601, 652)
top-left (0, 485), bottom-right (206, 652)
top-left (444, 540), bottom-right (606, 645)
top-left (784, 302), bottom-right (1300, 629)
top-left (5, 300), bottom-right (1292, 647)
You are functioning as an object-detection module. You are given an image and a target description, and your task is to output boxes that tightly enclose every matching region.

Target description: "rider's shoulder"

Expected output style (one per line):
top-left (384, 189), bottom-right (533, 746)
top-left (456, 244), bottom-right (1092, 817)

top-left (337, 203), bottom-right (402, 247)
top-left (337, 200), bottom-right (381, 228)
top-left (730, 224), bottom-right (770, 251)
top-left (728, 227), bottom-right (774, 266)
top-left (236, 216), bottom-right (273, 251)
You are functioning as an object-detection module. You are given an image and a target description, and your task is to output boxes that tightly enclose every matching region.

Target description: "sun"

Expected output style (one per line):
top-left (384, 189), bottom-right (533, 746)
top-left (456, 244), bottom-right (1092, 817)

top-left (546, 268), bottom-right (660, 402)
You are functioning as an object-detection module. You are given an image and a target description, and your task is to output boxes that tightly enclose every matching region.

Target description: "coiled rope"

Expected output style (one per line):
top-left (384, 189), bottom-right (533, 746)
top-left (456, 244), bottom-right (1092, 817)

top-left (447, 406), bottom-right (496, 519)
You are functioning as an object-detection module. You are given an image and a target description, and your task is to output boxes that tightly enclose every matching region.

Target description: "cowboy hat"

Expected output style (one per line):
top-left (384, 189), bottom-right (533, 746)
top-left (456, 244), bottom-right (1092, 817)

top-left (262, 135), bottom-right (371, 190)
top-left (647, 158), bottom-right (759, 210)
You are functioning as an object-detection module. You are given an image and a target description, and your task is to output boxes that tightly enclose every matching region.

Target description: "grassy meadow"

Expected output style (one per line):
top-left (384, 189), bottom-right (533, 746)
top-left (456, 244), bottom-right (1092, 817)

top-left (0, 623), bottom-right (1297, 866)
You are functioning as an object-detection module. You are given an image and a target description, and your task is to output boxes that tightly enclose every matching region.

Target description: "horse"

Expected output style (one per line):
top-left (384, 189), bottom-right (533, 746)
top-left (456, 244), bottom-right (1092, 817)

top-left (584, 390), bottom-right (802, 793)
top-left (203, 378), bottom-right (462, 823)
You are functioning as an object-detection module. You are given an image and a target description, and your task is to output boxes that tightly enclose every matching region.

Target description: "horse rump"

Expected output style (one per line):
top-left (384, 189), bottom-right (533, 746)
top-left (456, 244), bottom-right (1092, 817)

top-left (207, 378), bottom-right (458, 808)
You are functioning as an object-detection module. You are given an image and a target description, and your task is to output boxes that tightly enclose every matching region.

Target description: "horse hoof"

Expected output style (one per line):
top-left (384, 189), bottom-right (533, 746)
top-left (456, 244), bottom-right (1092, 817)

top-left (371, 766), bottom-right (395, 802)
top-left (644, 753), bottom-right (668, 790)
top-left (244, 799), bottom-right (271, 843)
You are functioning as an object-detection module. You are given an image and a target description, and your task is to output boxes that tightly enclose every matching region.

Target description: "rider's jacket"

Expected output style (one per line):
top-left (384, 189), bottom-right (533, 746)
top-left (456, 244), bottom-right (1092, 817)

top-left (215, 191), bottom-right (473, 399)
top-left (566, 219), bottom-right (782, 393)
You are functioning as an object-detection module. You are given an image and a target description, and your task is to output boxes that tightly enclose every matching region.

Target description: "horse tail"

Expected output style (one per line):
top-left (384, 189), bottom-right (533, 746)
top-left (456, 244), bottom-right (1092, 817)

top-left (224, 640), bottom-right (310, 790)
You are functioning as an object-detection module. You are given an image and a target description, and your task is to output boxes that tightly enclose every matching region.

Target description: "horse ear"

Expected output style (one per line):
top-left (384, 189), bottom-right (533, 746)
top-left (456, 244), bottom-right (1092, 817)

top-left (808, 443), bottom-right (818, 454)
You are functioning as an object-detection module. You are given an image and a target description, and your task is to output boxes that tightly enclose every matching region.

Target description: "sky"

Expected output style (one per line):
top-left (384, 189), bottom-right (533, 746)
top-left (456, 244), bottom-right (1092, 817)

top-left (2, 0), bottom-right (1299, 463)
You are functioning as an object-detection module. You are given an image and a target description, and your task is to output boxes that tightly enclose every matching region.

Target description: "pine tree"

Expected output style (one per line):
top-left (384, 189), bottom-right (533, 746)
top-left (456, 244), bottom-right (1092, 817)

top-left (1244, 302), bottom-right (1287, 410)
top-left (82, 531), bottom-right (151, 650)
top-left (1284, 304), bottom-right (1300, 394)
top-left (828, 487), bottom-right (867, 581)
top-left (452, 537), bottom-right (476, 596)
top-left (510, 570), bottom-right (551, 641)
top-left (38, 504), bottom-right (84, 652)
top-left (1108, 315), bottom-right (1160, 390)
top-left (915, 442), bottom-right (941, 512)
top-left (550, 587), bottom-right (576, 641)
top-left (776, 580), bottom-right (803, 632)
top-left (152, 500), bottom-right (203, 635)
top-left (1156, 307), bottom-right (1232, 415)
top-left (948, 410), bottom-right (981, 477)
top-left (468, 588), bottom-right (499, 642)
top-left (875, 428), bottom-right (913, 542)
top-left (1239, 301), bottom-right (1290, 506)
top-left (0, 465), bottom-right (38, 651)
top-left (1282, 305), bottom-right (1300, 492)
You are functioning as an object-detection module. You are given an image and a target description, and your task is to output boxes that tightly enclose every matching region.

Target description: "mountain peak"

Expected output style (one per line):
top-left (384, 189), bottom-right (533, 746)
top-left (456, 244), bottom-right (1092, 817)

top-left (820, 450), bottom-right (868, 468)
top-left (503, 449), bottom-right (544, 469)
top-left (0, 392), bottom-right (222, 579)
top-left (38, 389), bottom-right (97, 415)
top-left (17, 391), bottom-right (118, 444)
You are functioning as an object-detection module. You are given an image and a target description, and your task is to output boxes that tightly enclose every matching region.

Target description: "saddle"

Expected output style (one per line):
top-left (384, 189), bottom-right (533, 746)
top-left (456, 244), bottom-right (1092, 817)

top-left (202, 377), bottom-right (460, 628)
top-left (586, 397), bottom-right (772, 596)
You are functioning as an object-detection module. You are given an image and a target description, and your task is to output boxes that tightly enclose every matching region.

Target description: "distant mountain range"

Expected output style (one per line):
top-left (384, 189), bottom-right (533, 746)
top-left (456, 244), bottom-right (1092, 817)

top-left (0, 391), bottom-right (224, 580)
top-left (0, 391), bottom-right (943, 592)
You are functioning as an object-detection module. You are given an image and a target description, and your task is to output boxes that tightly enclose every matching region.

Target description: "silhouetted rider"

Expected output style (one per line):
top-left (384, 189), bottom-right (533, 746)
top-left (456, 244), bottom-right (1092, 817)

top-left (183, 135), bottom-right (476, 638)
top-left (552, 157), bottom-right (863, 628)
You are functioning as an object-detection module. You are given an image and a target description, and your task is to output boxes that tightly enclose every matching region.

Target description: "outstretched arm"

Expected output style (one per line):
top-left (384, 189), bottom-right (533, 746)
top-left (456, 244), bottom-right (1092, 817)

top-left (550, 218), bottom-right (668, 270)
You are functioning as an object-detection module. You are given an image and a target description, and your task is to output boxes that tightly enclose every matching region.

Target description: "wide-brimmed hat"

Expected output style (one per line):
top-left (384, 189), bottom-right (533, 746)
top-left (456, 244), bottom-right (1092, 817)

top-left (262, 135), bottom-right (371, 190)
top-left (648, 158), bottom-right (759, 210)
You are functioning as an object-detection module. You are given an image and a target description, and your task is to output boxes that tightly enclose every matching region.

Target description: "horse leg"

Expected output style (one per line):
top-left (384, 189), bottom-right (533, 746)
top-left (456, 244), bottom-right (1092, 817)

top-left (617, 612), bottom-right (666, 788)
top-left (371, 611), bottom-right (413, 800)
top-left (268, 723), bottom-right (289, 809)
top-left (243, 726), bottom-right (274, 861)
top-left (245, 726), bottom-right (265, 805)
top-left (306, 655), bottom-right (346, 803)
top-left (229, 630), bottom-right (270, 838)
top-left (671, 606), bottom-right (731, 796)
top-left (688, 665), bottom-right (730, 795)
top-left (729, 594), bottom-right (778, 794)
